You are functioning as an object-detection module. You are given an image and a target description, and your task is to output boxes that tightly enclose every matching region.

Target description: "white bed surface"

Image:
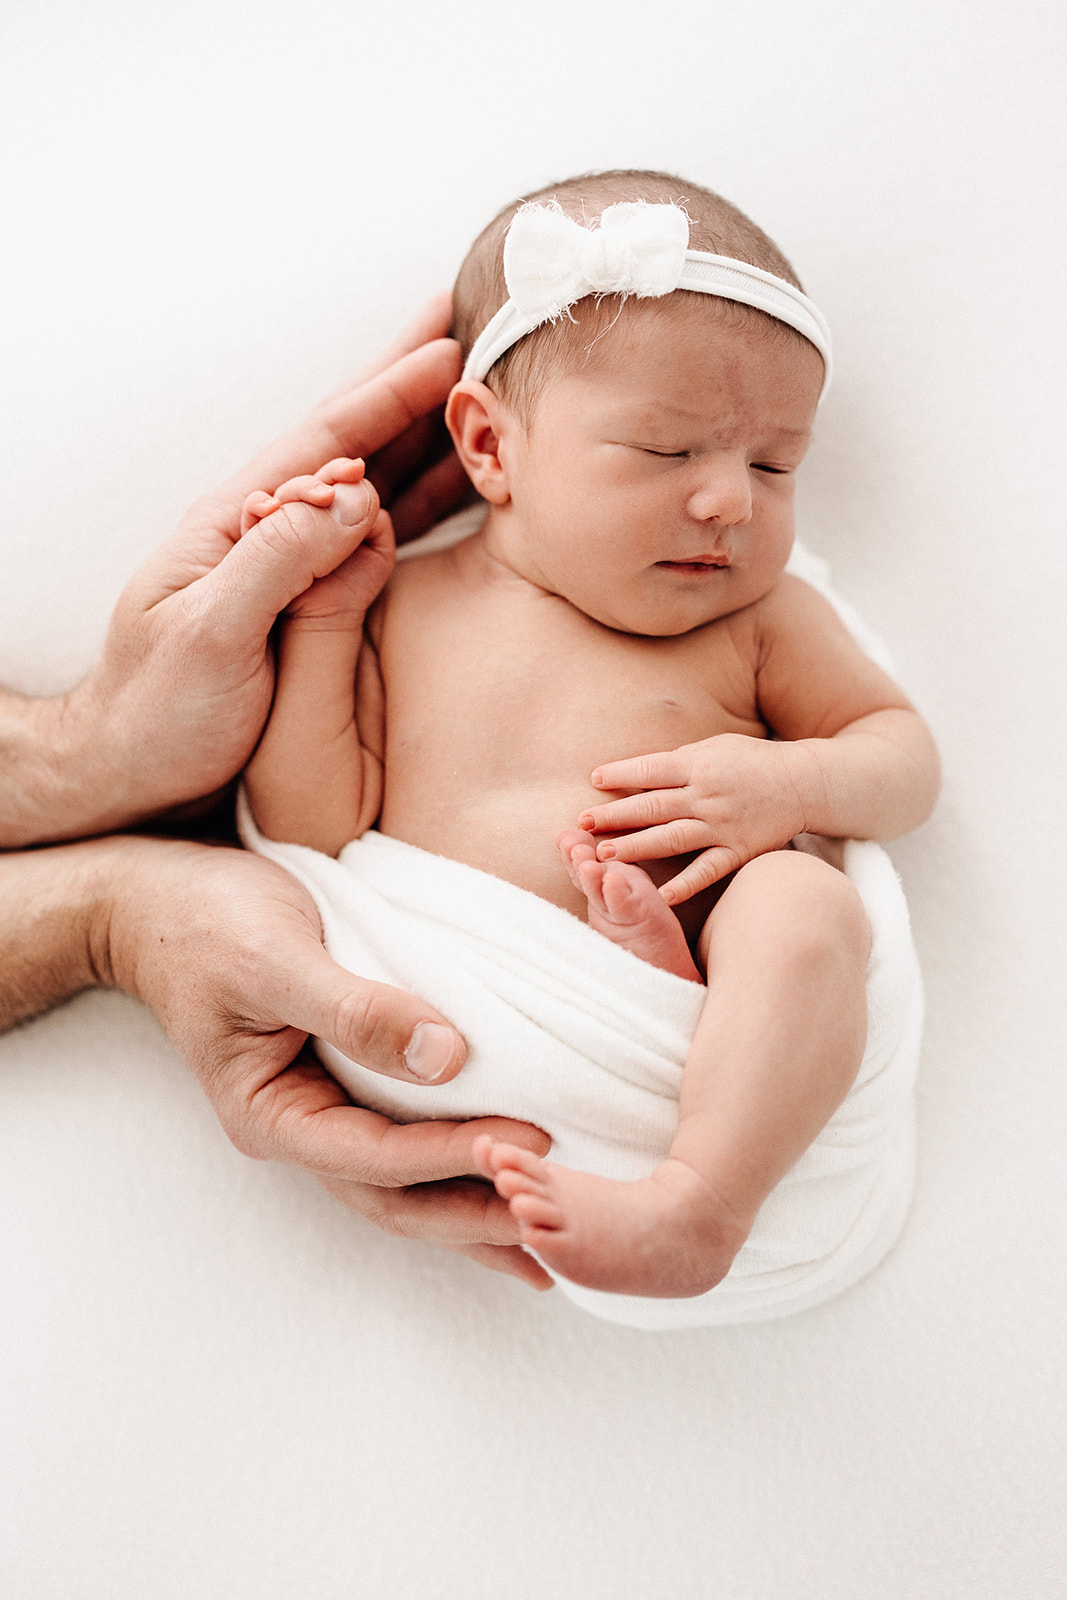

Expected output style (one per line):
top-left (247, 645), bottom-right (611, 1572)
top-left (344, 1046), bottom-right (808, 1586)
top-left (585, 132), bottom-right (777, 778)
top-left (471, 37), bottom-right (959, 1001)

top-left (2, 2), bottom-right (1065, 1594)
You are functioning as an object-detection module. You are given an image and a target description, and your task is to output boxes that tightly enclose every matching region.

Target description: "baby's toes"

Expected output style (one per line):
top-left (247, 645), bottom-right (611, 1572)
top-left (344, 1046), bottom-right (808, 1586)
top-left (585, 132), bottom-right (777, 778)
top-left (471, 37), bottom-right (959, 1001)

top-left (476, 1138), bottom-right (547, 1187)
top-left (491, 1158), bottom-right (553, 1204)
top-left (471, 1133), bottom-right (498, 1181)
top-left (597, 862), bottom-right (650, 919)
top-left (557, 828), bottom-right (598, 885)
top-left (510, 1189), bottom-right (565, 1233)
top-left (557, 828), bottom-right (592, 862)
top-left (575, 856), bottom-right (617, 916)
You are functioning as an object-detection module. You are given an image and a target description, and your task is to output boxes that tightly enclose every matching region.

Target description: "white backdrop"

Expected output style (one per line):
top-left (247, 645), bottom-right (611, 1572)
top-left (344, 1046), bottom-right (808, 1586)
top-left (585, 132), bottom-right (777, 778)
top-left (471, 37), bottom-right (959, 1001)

top-left (2, 2), bottom-right (1065, 1595)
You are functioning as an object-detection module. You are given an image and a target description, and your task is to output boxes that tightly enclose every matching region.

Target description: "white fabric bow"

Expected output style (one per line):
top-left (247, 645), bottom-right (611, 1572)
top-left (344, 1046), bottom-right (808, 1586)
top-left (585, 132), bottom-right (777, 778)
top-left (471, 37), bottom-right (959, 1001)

top-left (503, 201), bottom-right (691, 323)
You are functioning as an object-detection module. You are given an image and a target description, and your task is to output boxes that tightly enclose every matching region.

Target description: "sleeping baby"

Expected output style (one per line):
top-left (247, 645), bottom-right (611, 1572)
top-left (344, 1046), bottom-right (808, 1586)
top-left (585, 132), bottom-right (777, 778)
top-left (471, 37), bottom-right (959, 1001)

top-left (239, 168), bottom-right (939, 1328)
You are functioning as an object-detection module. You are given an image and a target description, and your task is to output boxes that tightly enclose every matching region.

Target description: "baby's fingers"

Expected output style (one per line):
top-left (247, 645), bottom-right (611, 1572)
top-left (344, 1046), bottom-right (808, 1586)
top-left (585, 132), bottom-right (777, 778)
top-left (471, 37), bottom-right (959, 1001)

top-left (272, 474), bottom-right (337, 508)
top-left (659, 847), bottom-right (742, 906)
top-left (240, 490), bottom-right (280, 534)
top-left (315, 457), bottom-right (367, 486)
top-left (590, 750), bottom-right (691, 792)
top-left (595, 818), bottom-right (714, 864)
top-left (578, 787), bottom-right (687, 835)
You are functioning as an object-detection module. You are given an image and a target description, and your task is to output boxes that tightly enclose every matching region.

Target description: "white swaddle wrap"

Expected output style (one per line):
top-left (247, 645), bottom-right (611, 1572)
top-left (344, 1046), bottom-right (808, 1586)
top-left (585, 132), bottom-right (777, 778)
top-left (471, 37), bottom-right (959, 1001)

top-left (239, 817), bottom-right (922, 1331)
top-left (240, 538), bottom-right (924, 1329)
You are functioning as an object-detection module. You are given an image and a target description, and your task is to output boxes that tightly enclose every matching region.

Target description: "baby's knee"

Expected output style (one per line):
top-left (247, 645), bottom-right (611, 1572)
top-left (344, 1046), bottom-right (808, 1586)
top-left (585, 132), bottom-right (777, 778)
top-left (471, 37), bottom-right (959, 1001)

top-left (738, 849), bottom-right (870, 964)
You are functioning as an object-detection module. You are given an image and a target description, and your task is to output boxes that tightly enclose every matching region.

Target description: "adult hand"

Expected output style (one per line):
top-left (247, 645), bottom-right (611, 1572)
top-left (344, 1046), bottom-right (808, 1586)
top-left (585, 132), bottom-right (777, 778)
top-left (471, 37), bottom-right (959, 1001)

top-left (96, 835), bottom-right (552, 1289)
top-left (5, 300), bottom-right (468, 847)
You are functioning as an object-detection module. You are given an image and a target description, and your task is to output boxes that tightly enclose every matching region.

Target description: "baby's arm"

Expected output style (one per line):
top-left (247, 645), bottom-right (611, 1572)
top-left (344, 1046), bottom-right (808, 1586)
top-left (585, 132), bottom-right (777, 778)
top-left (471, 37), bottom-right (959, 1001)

top-left (242, 459), bottom-right (394, 855)
top-left (579, 576), bottom-right (940, 903)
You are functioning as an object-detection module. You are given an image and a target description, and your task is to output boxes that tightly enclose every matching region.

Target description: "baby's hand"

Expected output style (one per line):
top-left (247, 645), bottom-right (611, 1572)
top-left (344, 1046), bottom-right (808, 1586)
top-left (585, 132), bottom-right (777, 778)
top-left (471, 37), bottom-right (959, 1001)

top-left (240, 457), bottom-right (395, 626)
top-left (577, 734), bottom-right (811, 904)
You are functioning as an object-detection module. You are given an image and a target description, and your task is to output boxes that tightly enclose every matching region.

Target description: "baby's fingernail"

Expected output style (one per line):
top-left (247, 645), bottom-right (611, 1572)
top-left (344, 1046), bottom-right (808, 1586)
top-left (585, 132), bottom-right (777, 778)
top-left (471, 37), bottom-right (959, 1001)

top-left (577, 812), bottom-right (594, 831)
top-left (404, 1021), bottom-right (457, 1082)
top-left (328, 481), bottom-right (372, 526)
top-left (590, 770), bottom-right (604, 786)
top-left (598, 843), bottom-right (616, 860)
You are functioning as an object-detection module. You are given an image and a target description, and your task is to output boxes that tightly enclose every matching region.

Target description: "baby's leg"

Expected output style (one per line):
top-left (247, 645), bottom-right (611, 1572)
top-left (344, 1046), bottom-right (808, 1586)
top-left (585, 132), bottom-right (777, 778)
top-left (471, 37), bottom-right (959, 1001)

top-left (557, 829), bottom-right (701, 983)
top-left (478, 850), bottom-right (870, 1299)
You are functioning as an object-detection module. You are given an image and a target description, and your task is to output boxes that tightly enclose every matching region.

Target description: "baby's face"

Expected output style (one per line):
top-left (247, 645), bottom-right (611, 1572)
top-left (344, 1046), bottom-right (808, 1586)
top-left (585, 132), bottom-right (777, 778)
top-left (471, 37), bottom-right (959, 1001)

top-left (492, 298), bottom-right (824, 635)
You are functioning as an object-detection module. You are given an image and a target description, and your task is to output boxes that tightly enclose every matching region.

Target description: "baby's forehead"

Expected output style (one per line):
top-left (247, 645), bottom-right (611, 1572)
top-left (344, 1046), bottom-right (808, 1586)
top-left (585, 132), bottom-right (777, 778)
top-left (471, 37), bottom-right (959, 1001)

top-left (573, 294), bottom-right (817, 385)
top-left (529, 296), bottom-right (823, 444)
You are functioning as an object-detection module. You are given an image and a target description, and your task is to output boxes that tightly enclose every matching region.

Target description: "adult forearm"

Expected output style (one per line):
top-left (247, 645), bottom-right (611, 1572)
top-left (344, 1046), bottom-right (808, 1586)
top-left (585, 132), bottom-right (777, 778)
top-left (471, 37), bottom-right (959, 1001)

top-left (788, 708), bottom-right (942, 841)
top-left (0, 689), bottom-right (66, 846)
top-left (0, 837), bottom-right (119, 1030)
top-left (0, 684), bottom-right (129, 848)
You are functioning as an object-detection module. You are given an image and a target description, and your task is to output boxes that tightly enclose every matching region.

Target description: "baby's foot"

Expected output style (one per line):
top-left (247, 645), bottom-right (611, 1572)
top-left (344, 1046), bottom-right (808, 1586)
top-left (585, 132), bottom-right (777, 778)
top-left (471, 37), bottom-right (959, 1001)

top-left (557, 829), bottom-right (701, 982)
top-left (473, 1137), bottom-right (748, 1299)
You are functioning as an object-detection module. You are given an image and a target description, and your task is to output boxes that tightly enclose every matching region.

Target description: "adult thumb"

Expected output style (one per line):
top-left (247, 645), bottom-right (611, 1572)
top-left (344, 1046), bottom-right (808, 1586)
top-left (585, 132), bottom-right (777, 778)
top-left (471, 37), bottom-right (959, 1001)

top-left (277, 936), bottom-right (467, 1086)
top-left (206, 489), bottom-right (378, 642)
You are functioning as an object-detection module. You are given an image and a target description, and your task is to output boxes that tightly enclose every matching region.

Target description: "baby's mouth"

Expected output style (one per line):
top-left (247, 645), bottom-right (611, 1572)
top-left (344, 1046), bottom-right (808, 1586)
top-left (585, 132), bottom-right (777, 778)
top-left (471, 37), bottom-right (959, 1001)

top-left (656, 554), bottom-right (730, 572)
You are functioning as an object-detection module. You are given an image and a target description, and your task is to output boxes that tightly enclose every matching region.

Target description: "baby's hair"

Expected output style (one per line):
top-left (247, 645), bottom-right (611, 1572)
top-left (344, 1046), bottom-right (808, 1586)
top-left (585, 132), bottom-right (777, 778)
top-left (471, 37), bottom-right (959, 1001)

top-left (452, 168), bottom-right (805, 419)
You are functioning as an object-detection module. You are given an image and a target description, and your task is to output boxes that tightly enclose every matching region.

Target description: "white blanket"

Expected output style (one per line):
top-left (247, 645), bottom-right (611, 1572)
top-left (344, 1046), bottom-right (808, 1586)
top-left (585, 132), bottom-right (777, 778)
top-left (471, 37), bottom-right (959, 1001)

top-left (241, 801), bottom-right (923, 1330)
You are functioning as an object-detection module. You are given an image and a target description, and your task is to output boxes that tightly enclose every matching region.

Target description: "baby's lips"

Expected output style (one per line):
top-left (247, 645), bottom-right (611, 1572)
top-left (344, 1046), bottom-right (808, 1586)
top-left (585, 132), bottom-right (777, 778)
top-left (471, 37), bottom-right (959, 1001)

top-left (328, 481), bottom-right (373, 527)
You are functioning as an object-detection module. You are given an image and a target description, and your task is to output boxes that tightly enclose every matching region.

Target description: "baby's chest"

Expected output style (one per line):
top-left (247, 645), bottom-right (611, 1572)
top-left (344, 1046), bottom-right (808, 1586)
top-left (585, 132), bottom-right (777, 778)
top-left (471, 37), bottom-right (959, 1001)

top-left (382, 603), bottom-right (763, 777)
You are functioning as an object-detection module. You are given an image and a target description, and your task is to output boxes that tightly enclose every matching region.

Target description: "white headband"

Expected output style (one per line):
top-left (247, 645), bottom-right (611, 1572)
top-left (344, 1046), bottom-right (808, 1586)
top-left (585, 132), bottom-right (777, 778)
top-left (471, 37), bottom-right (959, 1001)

top-left (462, 200), bottom-right (832, 394)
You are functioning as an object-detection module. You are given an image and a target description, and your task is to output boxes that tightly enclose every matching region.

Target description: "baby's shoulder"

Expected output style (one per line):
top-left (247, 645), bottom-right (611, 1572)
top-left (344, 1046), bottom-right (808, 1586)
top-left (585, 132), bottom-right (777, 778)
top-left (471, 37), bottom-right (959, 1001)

top-left (369, 537), bottom-right (471, 646)
top-left (741, 572), bottom-right (844, 647)
top-left (685, 575), bottom-right (813, 655)
top-left (379, 541), bottom-right (456, 608)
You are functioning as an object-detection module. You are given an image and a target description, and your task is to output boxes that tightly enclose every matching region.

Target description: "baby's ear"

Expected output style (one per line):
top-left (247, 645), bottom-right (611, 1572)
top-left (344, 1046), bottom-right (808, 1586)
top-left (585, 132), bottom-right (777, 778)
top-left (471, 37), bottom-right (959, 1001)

top-left (444, 380), bottom-right (512, 505)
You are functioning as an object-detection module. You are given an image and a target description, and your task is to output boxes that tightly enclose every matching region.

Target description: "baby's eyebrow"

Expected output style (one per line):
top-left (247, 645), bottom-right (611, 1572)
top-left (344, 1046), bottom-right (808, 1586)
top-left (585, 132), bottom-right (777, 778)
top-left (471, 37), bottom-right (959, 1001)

top-left (763, 423), bottom-right (813, 441)
top-left (610, 399), bottom-right (813, 442)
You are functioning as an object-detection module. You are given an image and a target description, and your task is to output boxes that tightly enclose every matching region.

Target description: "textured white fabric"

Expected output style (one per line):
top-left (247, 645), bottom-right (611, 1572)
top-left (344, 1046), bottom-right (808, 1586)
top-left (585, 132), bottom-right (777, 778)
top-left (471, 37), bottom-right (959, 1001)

top-left (505, 201), bottom-right (690, 319)
top-left (462, 200), bottom-right (833, 389)
top-left (240, 800), bottom-right (923, 1330)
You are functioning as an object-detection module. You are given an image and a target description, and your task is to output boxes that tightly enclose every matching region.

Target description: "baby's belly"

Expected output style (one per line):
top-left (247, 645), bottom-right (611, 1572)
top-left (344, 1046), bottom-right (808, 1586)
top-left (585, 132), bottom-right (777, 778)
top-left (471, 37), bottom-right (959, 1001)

top-left (379, 777), bottom-right (621, 917)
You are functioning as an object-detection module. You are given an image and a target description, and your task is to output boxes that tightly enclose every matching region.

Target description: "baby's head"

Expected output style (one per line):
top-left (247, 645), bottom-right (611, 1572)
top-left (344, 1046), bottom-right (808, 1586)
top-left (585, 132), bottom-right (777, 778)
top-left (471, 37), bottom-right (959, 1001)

top-left (452, 169), bottom-right (824, 418)
top-left (446, 170), bottom-right (830, 636)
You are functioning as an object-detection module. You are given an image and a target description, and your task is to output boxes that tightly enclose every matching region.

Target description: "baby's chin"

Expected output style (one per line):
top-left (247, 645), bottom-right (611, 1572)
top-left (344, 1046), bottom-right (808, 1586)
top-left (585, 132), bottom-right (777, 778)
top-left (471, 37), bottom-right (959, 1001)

top-left (570, 571), bottom-right (781, 637)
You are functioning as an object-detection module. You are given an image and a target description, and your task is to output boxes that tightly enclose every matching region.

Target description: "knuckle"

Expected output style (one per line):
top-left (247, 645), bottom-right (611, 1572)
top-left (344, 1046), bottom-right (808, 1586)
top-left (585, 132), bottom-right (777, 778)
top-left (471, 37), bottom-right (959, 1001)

top-left (331, 984), bottom-right (402, 1072)
top-left (215, 1101), bottom-right (269, 1162)
top-left (360, 1188), bottom-right (403, 1232)
top-left (377, 1202), bottom-right (424, 1241)
top-left (362, 1180), bottom-right (440, 1240)
top-left (229, 1128), bottom-right (268, 1162)
top-left (353, 1125), bottom-right (400, 1191)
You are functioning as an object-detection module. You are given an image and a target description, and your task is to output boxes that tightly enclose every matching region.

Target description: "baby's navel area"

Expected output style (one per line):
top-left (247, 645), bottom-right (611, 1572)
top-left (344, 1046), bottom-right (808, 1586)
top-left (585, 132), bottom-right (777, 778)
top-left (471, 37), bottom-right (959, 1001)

top-left (378, 776), bottom-right (628, 916)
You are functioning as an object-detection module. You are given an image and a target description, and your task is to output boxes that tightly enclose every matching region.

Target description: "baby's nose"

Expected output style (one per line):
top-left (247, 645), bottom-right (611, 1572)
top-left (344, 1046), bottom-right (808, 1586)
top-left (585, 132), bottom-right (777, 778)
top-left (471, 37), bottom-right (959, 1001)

top-left (686, 456), bottom-right (752, 525)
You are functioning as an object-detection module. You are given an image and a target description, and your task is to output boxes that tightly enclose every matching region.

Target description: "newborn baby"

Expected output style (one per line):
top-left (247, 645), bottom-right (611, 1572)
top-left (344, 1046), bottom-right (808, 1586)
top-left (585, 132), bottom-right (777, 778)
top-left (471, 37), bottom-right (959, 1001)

top-left (240, 168), bottom-right (938, 1325)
